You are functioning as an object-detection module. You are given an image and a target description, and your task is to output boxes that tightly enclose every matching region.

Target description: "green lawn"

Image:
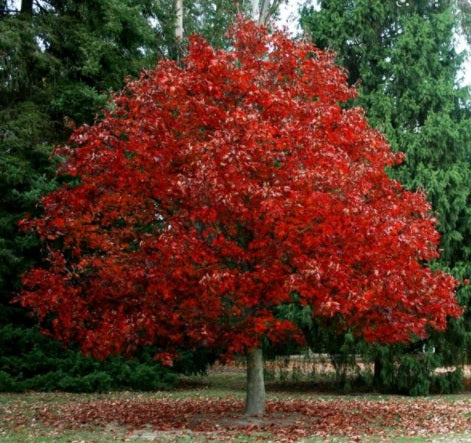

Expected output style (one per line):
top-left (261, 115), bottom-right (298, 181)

top-left (1, 370), bottom-right (471, 442)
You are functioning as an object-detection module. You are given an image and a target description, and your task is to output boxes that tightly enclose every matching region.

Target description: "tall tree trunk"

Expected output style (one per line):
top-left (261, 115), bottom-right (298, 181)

top-left (260, 0), bottom-right (270, 24)
top-left (250, 0), bottom-right (282, 25)
top-left (245, 347), bottom-right (265, 416)
top-left (175, 0), bottom-right (183, 40)
top-left (21, 0), bottom-right (33, 16)
top-left (251, 0), bottom-right (260, 23)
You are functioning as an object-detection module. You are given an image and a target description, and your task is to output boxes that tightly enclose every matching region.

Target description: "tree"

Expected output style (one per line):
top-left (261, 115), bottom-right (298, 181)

top-left (301, 0), bottom-right (471, 392)
top-left (17, 19), bottom-right (461, 415)
top-left (1, 1), bottom-right (257, 318)
top-left (0, 0), bottom-right (259, 392)
top-left (0, 0), bottom-right (161, 310)
top-left (250, 0), bottom-right (285, 24)
top-left (456, 0), bottom-right (471, 44)
top-left (175, 0), bottom-right (183, 40)
top-left (0, 0), bottom-right (169, 388)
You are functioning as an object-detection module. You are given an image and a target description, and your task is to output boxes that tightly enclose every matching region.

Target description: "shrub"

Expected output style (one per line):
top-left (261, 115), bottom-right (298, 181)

top-left (128, 364), bottom-right (177, 391)
top-left (432, 368), bottom-right (463, 394)
top-left (0, 371), bottom-right (23, 392)
top-left (0, 324), bottom-right (179, 392)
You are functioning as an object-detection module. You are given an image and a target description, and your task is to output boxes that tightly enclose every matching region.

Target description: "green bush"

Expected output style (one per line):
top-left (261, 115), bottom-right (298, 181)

top-left (370, 346), bottom-right (464, 396)
top-left (0, 371), bottom-right (23, 392)
top-left (432, 368), bottom-right (463, 394)
top-left (396, 355), bottom-right (432, 396)
top-left (23, 371), bottom-right (66, 392)
top-left (57, 372), bottom-right (114, 393)
top-left (128, 364), bottom-right (177, 391)
top-left (0, 324), bottom-right (180, 392)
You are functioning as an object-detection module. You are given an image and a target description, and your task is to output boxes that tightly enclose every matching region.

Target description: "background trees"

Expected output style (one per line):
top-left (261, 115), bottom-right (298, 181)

top-left (301, 0), bottom-right (471, 393)
top-left (0, 0), bottom-right (255, 391)
top-left (0, 0), bottom-right (169, 391)
top-left (1, 0), bottom-right (159, 317)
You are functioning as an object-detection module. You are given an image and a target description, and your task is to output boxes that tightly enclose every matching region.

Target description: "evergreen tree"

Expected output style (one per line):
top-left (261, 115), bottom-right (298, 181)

top-left (1, 6), bottom-right (54, 323)
top-left (1, 0), bottom-right (160, 321)
top-left (300, 0), bottom-right (471, 393)
top-left (456, 0), bottom-right (471, 45)
top-left (0, 0), bottom-right (246, 389)
top-left (184, 1), bottom-right (250, 50)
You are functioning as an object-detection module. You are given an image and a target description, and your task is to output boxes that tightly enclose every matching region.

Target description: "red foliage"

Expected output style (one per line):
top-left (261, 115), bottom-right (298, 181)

top-left (18, 19), bottom-right (461, 360)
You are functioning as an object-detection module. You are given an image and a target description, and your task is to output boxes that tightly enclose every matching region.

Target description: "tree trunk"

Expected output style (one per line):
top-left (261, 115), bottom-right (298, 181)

top-left (21, 0), bottom-right (33, 16)
top-left (175, 0), bottom-right (183, 40)
top-left (373, 357), bottom-right (383, 388)
top-left (250, 0), bottom-right (282, 25)
top-left (245, 347), bottom-right (265, 416)
top-left (259, 0), bottom-right (270, 24)
top-left (251, 0), bottom-right (260, 23)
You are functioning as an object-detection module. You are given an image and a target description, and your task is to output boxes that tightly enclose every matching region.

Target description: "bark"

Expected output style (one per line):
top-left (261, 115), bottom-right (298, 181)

top-left (260, 0), bottom-right (270, 24)
top-left (175, 0), bottom-right (183, 40)
top-left (250, 0), bottom-right (259, 22)
top-left (251, 0), bottom-right (283, 25)
top-left (21, 0), bottom-right (33, 16)
top-left (373, 357), bottom-right (383, 388)
top-left (245, 347), bottom-right (265, 416)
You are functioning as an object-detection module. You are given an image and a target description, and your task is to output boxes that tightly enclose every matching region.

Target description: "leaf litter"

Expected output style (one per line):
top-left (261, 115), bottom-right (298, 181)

top-left (2, 394), bottom-right (471, 441)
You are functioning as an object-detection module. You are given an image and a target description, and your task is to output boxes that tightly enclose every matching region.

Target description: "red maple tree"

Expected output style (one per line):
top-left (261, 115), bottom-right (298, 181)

top-left (18, 20), bottom-right (461, 414)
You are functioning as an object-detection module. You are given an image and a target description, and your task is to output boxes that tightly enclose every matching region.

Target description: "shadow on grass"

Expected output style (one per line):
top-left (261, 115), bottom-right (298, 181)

top-left (178, 368), bottom-right (377, 397)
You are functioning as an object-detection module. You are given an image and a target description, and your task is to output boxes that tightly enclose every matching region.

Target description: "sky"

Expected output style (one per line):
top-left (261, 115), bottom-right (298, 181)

top-left (276, 0), bottom-right (471, 86)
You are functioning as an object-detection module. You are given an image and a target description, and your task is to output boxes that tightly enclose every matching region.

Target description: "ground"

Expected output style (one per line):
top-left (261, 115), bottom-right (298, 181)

top-left (1, 368), bottom-right (471, 442)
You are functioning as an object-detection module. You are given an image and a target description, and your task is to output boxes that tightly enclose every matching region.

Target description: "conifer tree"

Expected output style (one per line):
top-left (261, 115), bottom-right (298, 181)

top-left (1, 0), bottom-right (250, 390)
top-left (301, 0), bottom-right (471, 393)
top-left (0, 0), bottom-right (160, 320)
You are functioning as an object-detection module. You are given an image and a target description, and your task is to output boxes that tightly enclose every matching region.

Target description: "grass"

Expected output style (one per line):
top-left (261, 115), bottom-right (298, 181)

top-left (1, 369), bottom-right (471, 442)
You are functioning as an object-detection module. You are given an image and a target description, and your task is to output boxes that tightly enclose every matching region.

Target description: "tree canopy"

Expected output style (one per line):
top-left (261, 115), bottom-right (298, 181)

top-left (17, 20), bottom-right (462, 413)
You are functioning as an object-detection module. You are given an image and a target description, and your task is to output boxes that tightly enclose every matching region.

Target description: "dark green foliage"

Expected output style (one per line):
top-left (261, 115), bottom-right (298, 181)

top-left (20, 371), bottom-right (113, 393)
top-left (0, 324), bottom-right (178, 392)
top-left (1, 0), bottom-right (161, 390)
top-left (301, 1), bottom-right (471, 281)
top-left (184, 1), bottom-right (249, 49)
top-left (0, 15), bottom-right (56, 319)
top-left (276, 292), bottom-right (463, 395)
top-left (173, 348), bottom-right (219, 376)
top-left (301, 0), bottom-right (471, 394)
top-left (365, 344), bottom-right (463, 395)
top-left (376, 348), bottom-right (434, 396)
top-left (38, 0), bottom-right (160, 126)
top-left (433, 367), bottom-right (463, 393)
top-left (0, 371), bottom-right (22, 392)
top-left (126, 365), bottom-right (170, 391)
top-left (0, 0), bottom-right (161, 325)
